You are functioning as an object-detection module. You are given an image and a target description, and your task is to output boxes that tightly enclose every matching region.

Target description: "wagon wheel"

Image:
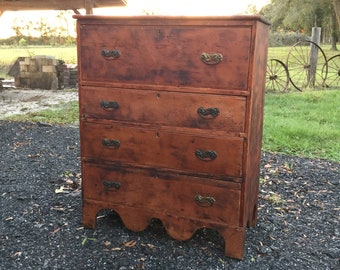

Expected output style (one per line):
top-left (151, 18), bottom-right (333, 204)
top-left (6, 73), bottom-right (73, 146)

top-left (322, 54), bottom-right (340, 89)
top-left (286, 40), bottom-right (328, 91)
top-left (266, 59), bottom-right (290, 93)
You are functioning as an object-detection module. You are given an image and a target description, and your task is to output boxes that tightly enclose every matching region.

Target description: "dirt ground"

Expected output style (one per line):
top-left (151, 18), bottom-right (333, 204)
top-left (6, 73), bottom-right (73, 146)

top-left (0, 88), bottom-right (78, 119)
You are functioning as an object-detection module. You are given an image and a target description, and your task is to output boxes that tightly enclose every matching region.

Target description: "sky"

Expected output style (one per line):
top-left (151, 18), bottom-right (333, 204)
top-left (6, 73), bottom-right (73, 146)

top-left (0, 0), bottom-right (270, 38)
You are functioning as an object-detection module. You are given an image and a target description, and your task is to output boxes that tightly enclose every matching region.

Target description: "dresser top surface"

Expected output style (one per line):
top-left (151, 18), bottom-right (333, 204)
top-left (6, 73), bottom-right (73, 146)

top-left (73, 14), bottom-right (271, 26)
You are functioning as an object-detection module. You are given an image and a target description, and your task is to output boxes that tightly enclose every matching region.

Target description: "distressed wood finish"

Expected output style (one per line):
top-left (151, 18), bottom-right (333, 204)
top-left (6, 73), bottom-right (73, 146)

top-left (82, 162), bottom-right (242, 226)
top-left (80, 86), bottom-right (247, 134)
top-left (78, 25), bottom-right (251, 89)
top-left (75, 15), bottom-right (270, 259)
top-left (81, 122), bottom-right (244, 177)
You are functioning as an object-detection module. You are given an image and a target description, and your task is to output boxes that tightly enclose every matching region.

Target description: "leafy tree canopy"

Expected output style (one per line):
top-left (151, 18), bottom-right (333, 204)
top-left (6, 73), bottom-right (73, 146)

top-left (261, 0), bottom-right (337, 32)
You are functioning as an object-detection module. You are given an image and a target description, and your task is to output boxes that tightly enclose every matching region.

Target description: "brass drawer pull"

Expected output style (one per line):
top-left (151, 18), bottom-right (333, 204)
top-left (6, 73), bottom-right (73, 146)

top-left (102, 138), bottom-right (120, 148)
top-left (195, 195), bottom-right (216, 207)
top-left (200, 52), bottom-right (223, 65)
top-left (103, 180), bottom-right (121, 190)
top-left (100, 100), bottom-right (119, 111)
top-left (101, 49), bottom-right (121, 60)
top-left (195, 149), bottom-right (217, 161)
top-left (197, 107), bottom-right (220, 119)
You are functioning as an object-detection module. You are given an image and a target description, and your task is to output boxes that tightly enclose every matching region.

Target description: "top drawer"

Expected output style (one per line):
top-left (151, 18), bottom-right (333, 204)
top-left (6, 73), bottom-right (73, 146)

top-left (78, 25), bottom-right (251, 90)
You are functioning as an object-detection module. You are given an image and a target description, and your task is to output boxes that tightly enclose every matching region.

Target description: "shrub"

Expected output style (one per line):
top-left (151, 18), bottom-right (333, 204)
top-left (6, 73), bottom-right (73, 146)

top-left (18, 37), bottom-right (27, 47)
top-left (269, 32), bottom-right (310, 47)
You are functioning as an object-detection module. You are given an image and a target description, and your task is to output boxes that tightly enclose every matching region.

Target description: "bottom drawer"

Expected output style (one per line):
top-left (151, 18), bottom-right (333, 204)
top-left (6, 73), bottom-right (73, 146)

top-left (82, 162), bottom-right (242, 226)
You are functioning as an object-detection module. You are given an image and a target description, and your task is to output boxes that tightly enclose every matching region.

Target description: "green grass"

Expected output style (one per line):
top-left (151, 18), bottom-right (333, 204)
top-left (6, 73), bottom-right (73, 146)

top-left (263, 90), bottom-right (340, 161)
top-left (267, 44), bottom-right (339, 92)
top-left (5, 100), bottom-right (79, 125)
top-left (0, 45), bottom-right (77, 64)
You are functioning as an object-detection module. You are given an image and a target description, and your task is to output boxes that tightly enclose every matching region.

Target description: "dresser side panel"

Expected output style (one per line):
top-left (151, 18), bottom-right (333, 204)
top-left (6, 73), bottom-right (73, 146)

top-left (241, 21), bottom-right (270, 226)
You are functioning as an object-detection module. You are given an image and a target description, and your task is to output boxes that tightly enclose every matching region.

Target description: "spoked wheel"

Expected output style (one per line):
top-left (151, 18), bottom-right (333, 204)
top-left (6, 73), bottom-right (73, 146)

top-left (323, 54), bottom-right (340, 89)
top-left (266, 59), bottom-right (290, 93)
top-left (286, 40), bottom-right (328, 91)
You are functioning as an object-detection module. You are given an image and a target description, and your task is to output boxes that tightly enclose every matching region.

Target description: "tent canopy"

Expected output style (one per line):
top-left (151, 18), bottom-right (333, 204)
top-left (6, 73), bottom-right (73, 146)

top-left (0, 0), bottom-right (127, 14)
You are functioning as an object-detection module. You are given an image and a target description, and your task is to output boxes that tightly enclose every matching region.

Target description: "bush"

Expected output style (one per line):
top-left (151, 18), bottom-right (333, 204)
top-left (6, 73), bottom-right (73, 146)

top-left (0, 36), bottom-right (76, 46)
top-left (269, 32), bottom-right (310, 47)
top-left (18, 38), bottom-right (27, 47)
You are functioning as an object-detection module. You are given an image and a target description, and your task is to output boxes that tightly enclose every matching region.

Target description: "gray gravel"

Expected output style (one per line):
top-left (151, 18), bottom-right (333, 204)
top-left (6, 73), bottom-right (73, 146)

top-left (0, 121), bottom-right (339, 269)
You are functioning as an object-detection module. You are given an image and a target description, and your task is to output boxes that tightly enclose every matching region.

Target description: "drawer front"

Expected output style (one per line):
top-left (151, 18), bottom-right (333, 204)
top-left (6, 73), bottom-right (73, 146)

top-left (82, 163), bottom-right (241, 225)
top-left (79, 25), bottom-right (251, 90)
top-left (80, 86), bottom-right (246, 133)
top-left (81, 123), bottom-right (243, 177)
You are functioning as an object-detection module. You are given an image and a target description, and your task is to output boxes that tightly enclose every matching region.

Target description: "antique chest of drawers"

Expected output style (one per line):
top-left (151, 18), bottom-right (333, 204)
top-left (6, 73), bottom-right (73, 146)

top-left (75, 15), bottom-right (269, 259)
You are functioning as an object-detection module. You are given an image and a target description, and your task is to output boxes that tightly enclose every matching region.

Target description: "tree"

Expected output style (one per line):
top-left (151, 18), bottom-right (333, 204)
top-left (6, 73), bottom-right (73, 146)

top-left (333, 0), bottom-right (340, 29)
top-left (261, 0), bottom-right (339, 49)
top-left (330, 6), bottom-right (339, 50)
top-left (10, 11), bottom-right (76, 45)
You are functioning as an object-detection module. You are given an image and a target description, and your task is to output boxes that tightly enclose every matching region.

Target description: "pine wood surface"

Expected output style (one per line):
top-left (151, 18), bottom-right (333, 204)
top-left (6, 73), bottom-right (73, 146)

top-left (76, 15), bottom-right (269, 259)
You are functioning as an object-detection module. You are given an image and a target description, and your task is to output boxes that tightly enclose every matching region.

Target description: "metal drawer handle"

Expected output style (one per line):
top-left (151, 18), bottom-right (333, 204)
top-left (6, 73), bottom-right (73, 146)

top-left (102, 138), bottom-right (120, 149)
top-left (100, 100), bottom-right (119, 111)
top-left (195, 149), bottom-right (217, 161)
top-left (197, 107), bottom-right (220, 119)
top-left (200, 53), bottom-right (223, 65)
top-left (101, 49), bottom-right (121, 60)
top-left (103, 180), bottom-right (121, 190)
top-left (195, 195), bottom-right (216, 207)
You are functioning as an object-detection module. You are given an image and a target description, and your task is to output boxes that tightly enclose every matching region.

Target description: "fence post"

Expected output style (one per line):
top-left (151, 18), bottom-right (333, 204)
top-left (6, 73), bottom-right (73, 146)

top-left (308, 27), bottom-right (321, 87)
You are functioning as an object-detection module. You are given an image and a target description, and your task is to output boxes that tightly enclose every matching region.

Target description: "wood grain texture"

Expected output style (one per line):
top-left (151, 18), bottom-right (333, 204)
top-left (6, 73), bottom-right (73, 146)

top-left (79, 25), bottom-right (251, 90)
top-left (80, 86), bottom-right (247, 134)
top-left (76, 15), bottom-right (269, 259)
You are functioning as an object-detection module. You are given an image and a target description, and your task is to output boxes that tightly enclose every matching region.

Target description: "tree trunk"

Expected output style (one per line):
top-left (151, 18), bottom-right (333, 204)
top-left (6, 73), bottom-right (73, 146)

top-left (333, 0), bottom-right (340, 30)
top-left (330, 7), bottom-right (338, 50)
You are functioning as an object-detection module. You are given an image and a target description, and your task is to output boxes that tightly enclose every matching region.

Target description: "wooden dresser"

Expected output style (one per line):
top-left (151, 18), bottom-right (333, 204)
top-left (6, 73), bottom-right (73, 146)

top-left (75, 15), bottom-right (269, 259)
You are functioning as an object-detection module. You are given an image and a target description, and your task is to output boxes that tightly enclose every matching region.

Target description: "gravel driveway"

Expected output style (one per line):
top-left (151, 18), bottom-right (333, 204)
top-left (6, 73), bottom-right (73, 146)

top-left (0, 121), bottom-right (339, 269)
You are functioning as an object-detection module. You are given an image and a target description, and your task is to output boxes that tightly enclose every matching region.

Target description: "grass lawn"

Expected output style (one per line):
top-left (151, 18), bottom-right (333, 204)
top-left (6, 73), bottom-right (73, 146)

top-left (5, 100), bottom-right (79, 125)
top-left (263, 90), bottom-right (340, 162)
top-left (0, 45), bottom-right (77, 65)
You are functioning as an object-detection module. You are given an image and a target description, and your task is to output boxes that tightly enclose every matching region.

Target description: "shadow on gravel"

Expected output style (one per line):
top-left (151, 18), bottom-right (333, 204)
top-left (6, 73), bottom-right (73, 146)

top-left (0, 121), bottom-right (339, 269)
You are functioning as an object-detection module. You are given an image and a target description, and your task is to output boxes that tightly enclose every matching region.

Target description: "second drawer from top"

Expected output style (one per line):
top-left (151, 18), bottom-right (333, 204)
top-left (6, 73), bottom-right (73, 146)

top-left (80, 86), bottom-right (247, 135)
